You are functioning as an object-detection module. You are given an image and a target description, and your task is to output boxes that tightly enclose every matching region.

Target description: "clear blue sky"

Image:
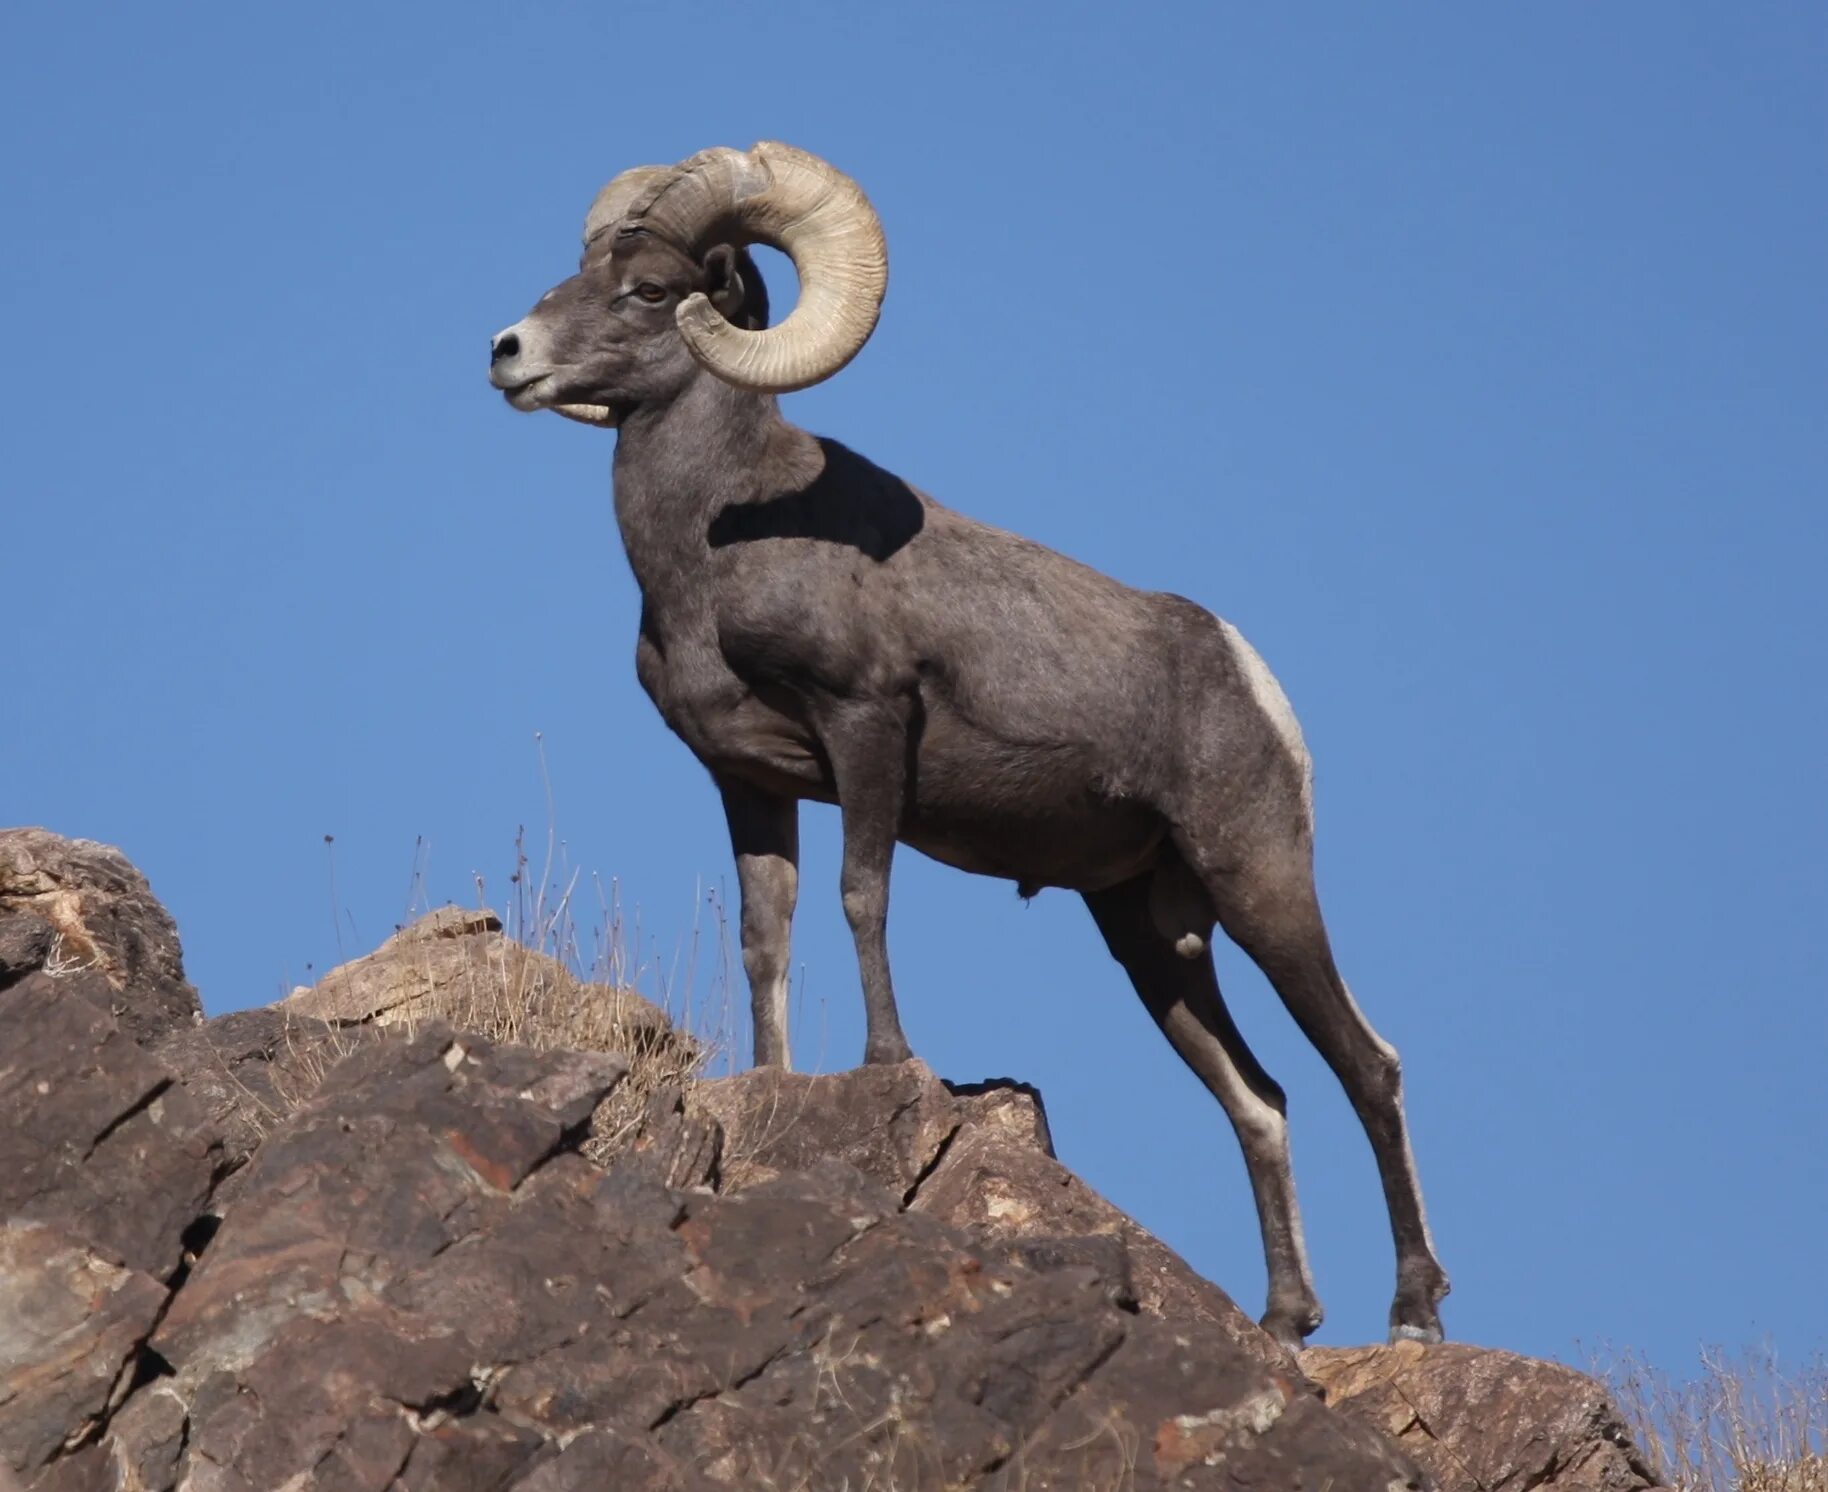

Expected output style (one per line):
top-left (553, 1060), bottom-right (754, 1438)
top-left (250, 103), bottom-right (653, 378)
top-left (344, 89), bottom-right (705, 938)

top-left (4, 3), bottom-right (1822, 1375)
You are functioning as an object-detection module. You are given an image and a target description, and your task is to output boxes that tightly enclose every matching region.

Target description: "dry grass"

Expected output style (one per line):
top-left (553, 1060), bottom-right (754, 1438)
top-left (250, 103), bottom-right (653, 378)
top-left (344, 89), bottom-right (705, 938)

top-left (1599, 1345), bottom-right (1828, 1491)
top-left (392, 792), bottom-right (738, 1161)
top-left (274, 753), bottom-right (743, 1162)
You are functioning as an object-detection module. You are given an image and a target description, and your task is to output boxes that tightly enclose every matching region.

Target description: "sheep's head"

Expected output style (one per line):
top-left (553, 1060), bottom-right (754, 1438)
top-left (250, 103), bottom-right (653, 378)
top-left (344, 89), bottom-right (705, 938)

top-left (489, 143), bottom-right (888, 428)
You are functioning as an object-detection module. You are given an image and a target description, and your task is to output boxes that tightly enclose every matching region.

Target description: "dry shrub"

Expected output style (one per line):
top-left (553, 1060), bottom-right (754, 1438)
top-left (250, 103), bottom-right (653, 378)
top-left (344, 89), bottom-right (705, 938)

top-left (418, 822), bottom-right (736, 1164)
top-left (1600, 1344), bottom-right (1827, 1492)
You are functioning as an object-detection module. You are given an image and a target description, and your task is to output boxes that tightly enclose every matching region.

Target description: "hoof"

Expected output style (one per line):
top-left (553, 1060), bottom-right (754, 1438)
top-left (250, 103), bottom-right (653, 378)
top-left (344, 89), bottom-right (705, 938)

top-left (1388, 1321), bottom-right (1445, 1346)
top-left (863, 1042), bottom-right (915, 1066)
top-left (1260, 1303), bottom-right (1323, 1354)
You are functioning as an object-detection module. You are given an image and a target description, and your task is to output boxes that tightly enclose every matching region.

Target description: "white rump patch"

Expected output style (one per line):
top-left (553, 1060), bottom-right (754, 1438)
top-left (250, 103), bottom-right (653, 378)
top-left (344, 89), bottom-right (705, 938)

top-left (1220, 620), bottom-right (1313, 823)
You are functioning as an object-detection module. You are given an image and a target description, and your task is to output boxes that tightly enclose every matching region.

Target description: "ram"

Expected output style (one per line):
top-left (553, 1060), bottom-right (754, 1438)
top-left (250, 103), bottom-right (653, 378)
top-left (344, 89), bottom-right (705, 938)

top-left (488, 143), bottom-right (1448, 1347)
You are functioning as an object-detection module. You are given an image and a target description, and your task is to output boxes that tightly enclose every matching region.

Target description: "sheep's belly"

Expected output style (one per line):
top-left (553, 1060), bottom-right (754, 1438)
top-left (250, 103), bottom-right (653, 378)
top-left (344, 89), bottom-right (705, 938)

top-left (899, 801), bottom-right (1164, 894)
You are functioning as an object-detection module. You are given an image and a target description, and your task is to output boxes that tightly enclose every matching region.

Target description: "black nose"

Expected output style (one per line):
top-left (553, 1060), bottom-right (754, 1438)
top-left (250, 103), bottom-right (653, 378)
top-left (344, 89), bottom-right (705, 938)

top-left (491, 331), bottom-right (520, 364)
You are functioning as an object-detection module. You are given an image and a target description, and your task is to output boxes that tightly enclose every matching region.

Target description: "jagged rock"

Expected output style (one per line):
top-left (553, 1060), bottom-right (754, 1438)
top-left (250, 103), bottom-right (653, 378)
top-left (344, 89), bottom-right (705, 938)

top-left (0, 846), bottom-right (1664, 1490)
top-left (149, 1006), bottom-right (384, 1200)
top-left (613, 1083), bottom-right (722, 1190)
top-left (30, 1383), bottom-right (188, 1492)
top-left (0, 912), bottom-right (55, 988)
top-left (686, 1058), bottom-right (965, 1195)
top-left (0, 829), bottom-right (200, 1043)
top-left (1302, 1341), bottom-right (1666, 1490)
top-left (507, 1427), bottom-right (713, 1490)
top-left (178, 1306), bottom-right (532, 1492)
top-left (648, 1166), bottom-right (1421, 1489)
top-left (0, 1224), bottom-right (168, 1477)
top-left (284, 905), bottom-right (688, 1066)
top-left (911, 1106), bottom-right (1291, 1370)
top-left (152, 1025), bottom-right (625, 1391)
top-left (950, 1074), bottom-right (1056, 1152)
top-left (691, 1059), bottom-right (1290, 1370)
top-left (23, 1022), bottom-right (1420, 1490)
top-left (0, 972), bottom-right (221, 1281)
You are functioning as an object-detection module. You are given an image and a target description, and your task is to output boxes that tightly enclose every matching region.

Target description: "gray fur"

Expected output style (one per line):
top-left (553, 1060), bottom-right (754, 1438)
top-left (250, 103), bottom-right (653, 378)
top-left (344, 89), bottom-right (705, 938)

top-left (487, 215), bottom-right (1450, 1348)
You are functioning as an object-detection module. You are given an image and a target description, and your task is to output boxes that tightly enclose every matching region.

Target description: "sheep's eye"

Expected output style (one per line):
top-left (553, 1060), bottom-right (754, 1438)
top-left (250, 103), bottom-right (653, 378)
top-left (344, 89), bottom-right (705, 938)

top-left (635, 283), bottom-right (668, 303)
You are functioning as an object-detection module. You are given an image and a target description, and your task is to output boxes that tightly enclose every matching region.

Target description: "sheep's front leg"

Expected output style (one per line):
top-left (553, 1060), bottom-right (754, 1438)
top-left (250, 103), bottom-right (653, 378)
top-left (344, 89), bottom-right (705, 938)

top-left (825, 699), bottom-right (915, 1066)
top-left (719, 777), bottom-right (799, 1069)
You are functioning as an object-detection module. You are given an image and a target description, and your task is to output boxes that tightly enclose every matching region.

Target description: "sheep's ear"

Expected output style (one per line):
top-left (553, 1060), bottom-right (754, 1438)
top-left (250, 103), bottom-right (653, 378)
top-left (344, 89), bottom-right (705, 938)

top-left (703, 244), bottom-right (748, 319)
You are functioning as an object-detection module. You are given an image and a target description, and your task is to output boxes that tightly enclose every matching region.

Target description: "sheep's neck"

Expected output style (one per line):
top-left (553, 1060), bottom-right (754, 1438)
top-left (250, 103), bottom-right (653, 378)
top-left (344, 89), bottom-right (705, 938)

top-left (611, 375), bottom-right (819, 617)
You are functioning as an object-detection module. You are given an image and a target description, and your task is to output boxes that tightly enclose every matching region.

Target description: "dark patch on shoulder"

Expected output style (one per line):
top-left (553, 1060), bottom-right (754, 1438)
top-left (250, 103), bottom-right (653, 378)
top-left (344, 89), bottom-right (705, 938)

top-left (708, 438), bottom-right (924, 562)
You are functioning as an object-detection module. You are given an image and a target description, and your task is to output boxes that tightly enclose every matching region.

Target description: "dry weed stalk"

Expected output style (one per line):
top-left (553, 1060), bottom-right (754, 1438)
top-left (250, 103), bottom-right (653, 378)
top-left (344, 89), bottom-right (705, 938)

top-left (1599, 1344), bottom-right (1827, 1492)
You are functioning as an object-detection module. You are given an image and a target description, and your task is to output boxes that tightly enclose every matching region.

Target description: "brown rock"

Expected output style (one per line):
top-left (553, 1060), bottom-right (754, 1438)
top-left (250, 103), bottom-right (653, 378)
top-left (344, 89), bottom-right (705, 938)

top-left (0, 912), bottom-right (55, 988)
top-left (177, 1306), bottom-right (529, 1492)
top-left (686, 1058), bottom-right (971, 1195)
top-left (647, 1164), bottom-right (1422, 1490)
top-left (31, 1383), bottom-right (189, 1492)
top-left (1302, 1340), bottom-right (1665, 1491)
top-left (149, 1005), bottom-right (384, 1195)
top-left (613, 1083), bottom-right (722, 1190)
top-left (506, 1427), bottom-right (715, 1490)
top-left (0, 1223), bottom-right (167, 1477)
top-left (0, 973), bottom-right (221, 1280)
top-left (0, 829), bottom-right (200, 1044)
top-left (692, 1060), bottom-right (1290, 1371)
top-left (6, 1000), bottom-right (1424, 1490)
top-left (1001, 1326), bottom-right (1424, 1490)
top-left (949, 1074), bottom-right (1056, 1153)
top-left (284, 906), bottom-right (686, 1064)
top-left (910, 1103), bottom-right (1291, 1370)
top-left (152, 1025), bottom-right (624, 1388)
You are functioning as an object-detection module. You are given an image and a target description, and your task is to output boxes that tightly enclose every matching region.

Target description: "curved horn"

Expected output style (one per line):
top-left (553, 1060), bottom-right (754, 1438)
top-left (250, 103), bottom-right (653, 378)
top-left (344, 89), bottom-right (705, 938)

top-left (581, 164), bottom-right (674, 263)
top-left (624, 142), bottom-right (887, 394)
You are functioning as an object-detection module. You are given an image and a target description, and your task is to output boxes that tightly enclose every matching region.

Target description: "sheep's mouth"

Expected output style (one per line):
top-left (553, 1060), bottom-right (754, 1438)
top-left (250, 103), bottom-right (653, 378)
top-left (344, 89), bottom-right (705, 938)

top-left (498, 374), bottom-right (552, 412)
top-left (497, 375), bottom-right (617, 426)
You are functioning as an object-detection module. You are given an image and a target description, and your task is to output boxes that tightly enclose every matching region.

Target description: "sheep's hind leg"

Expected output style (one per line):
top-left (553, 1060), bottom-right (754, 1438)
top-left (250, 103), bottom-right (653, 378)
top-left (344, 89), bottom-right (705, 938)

top-left (823, 699), bottom-right (915, 1066)
top-left (1194, 837), bottom-right (1450, 1344)
top-left (1084, 872), bottom-right (1324, 1350)
top-left (720, 777), bottom-right (800, 1069)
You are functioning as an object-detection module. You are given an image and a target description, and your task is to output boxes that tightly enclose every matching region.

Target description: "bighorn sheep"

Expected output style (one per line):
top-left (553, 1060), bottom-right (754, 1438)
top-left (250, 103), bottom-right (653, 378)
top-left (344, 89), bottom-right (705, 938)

top-left (487, 143), bottom-right (1448, 1347)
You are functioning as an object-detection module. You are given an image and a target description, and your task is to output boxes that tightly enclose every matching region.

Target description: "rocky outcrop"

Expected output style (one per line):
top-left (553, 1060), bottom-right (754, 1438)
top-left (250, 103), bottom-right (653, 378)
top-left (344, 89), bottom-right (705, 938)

top-left (284, 905), bottom-right (683, 1064)
top-left (0, 972), bottom-right (221, 1281)
top-left (0, 1224), bottom-right (170, 1475)
top-left (685, 1059), bottom-right (1295, 1371)
top-left (1303, 1342), bottom-right (1664, 1491)
top-left (0, 832), bottom-right (1670, 1490)
top-left (3, 1007), bottom-right (1423, 1490)
top-left (0, 829), bottom-right (200, 1043)
top-left (148, 1005), bottom-right (385, 1196)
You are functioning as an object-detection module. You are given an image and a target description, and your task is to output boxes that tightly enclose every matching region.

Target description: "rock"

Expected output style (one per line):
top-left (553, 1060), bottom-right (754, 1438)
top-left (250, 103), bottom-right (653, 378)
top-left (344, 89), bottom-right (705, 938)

top-left (507, 1427), bottom-right (714, 1490)
top-left (0, 1224), bottom-right (168, 1477)
top-left (949, 1074), bottom-right (1057, 1153)
top-left (0, 972), bottom-right (221, 1281)
top-left (686, 1058), bottom-right (964, 1195)
top-left (30, 1384), bottom-right (188, 1492)
top-left (149, 1006), bottom-right (384, 1195)
top-left (647, 1165), bottom-right (1423, 1489)
top-left (911, 1113), bottom-right (1291, 1369)
top-left (0, 829), bottom-right (200, 1043)
top-left (612, 1083), bottom-right (722, 1190)
top-left (0, 912), bottom-right (55, 988)
top-left (17, 1016), bottom-right (1419, 1490)
top-left (690, 1059), bottom-right (1290, 1371)
top-left (284, 905), bottom-right (688, 1066)
top-left (1302, 1340), bottom-right (1665, 1490)
top-left (151, 1025), bottom-right (625, 1391)
top-left (177, 1306), bottom-right (525, 1492)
